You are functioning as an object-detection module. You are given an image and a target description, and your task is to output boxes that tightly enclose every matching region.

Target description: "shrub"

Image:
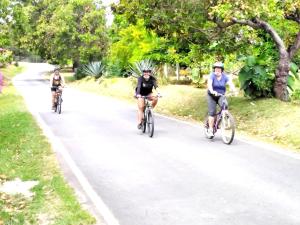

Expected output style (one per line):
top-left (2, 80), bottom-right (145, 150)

top-left (238, 55), bottom-right (275, 98)
top-left (74, 61), bottom-right (105, 80)
top-left (288, 62), bottom-right (300, 100)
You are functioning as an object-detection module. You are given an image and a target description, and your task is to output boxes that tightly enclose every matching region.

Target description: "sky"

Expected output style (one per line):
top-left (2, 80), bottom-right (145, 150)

top-left (101, 0), bottom-right (119, 26)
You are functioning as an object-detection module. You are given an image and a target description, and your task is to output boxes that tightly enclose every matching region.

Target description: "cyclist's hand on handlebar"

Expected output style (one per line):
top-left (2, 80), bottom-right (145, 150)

top-left (136, 94), bottom-right (142, 98)
top-left (157, 93), bottom-right (162, 98)
top-left (212, 91), bottom-right (219, 96)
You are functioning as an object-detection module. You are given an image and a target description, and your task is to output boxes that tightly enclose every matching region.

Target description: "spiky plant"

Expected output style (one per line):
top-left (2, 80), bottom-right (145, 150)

top-left (129, 59), bottom-right (157, 78)
top-left (81, 61), bottom-right (105, 79)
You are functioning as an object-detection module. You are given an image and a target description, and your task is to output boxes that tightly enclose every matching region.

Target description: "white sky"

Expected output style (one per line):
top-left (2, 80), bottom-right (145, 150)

top-left (101, 0), bottom-right (119, 26)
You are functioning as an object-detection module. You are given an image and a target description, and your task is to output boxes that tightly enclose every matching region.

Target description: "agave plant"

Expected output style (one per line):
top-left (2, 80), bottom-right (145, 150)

top-left (129, 59), bottom-right (157, 78)
top-left (81, 61), bottom-right (105, 79)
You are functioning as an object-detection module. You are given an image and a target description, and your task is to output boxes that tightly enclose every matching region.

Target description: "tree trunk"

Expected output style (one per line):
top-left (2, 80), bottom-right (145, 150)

top-left (176, 63), bottom-right (180, 80)
top-left (274, 52), bottom-right (290, 101)
top-left (164, 63), bottom-right (168, 78)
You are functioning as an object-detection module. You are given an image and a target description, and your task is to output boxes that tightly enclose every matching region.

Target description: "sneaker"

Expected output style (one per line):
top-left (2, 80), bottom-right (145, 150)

top-left (137, 123), bottom-right (143, 129)
top-left (207, 128), bottom-right (214, 137)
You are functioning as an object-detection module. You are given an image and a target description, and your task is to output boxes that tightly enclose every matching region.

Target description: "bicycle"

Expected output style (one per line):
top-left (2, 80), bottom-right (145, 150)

top-left (140, 95), bottom-right (161, 138)
top-left (204, 93), bottom-right (235, 144)
top-left (53, 86), bottom-right (63, 114)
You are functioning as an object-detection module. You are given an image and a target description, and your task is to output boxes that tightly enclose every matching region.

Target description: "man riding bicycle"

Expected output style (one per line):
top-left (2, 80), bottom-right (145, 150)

top-left (207, 62), bottom-right (237, 137)
top-left (136, 69), bottom-right (160, 129)
top-left (50, 67), bottom-right (65, 110)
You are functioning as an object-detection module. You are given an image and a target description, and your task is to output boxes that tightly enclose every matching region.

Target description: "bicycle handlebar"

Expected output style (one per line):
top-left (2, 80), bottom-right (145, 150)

top-left (139, 95), bottom-right (162, 99)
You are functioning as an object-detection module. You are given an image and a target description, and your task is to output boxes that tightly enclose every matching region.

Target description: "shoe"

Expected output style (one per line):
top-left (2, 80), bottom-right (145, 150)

top-left (137, 123), bottom-right (143, 129)
top-left (207, 128), bottom-right (214, 137)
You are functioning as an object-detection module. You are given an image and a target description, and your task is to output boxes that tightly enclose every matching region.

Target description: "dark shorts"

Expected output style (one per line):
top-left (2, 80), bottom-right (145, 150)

top-left (51, 86), bottom-right (60, 92)
top-left (207, 93), bottom-right (228, 116)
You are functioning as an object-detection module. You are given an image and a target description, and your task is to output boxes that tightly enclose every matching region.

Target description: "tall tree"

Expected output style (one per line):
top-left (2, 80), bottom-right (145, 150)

top-left (209, 0), bottom-right (300, 101)
top-left (29, 0), bottom-right (108, 65)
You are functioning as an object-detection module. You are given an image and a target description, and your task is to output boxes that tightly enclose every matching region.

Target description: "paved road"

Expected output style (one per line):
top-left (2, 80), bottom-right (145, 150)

top-left (14, 63), bottom-right (300, 225)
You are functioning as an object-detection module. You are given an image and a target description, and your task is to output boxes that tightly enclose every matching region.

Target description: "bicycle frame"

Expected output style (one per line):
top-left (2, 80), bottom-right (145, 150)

top-left (213, 101), bottom-right (227, 134)
top-left (140, 95), bottom-right (160, 137)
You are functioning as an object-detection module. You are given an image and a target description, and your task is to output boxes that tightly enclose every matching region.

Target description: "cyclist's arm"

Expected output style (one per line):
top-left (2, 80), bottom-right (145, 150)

top-left (153, 79), bottom-right (161, 95)
top-left (136, 77), bottom-right (142, 97)
top-left (207, 78), bottom-right (217, 95)
top-left (227, 76), bottom-right (238, 95)
top-left (49, 74), bottom-right (54, 87)
top-left (60, 74), bottom-right (66, 87)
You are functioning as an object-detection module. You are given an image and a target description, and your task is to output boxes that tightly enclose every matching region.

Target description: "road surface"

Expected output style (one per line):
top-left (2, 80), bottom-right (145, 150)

top-left (13, 63), bottom-right (300, 225)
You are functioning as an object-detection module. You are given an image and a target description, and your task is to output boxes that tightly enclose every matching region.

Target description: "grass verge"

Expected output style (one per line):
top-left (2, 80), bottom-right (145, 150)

top-left (65, 73), bottom-right (300, 151)
top-left (0, 66), bottom-right (96, 224)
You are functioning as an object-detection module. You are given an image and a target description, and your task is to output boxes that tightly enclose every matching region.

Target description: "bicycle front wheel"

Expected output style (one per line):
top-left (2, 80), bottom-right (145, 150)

top-left (220, 112), bottom-right (235, 144)
top-left (57, 96), bottom-right (62, 114)
top-left (203, 117), bottom-right (214, 139)
top-left (147, 110), bottom-right (154, 137)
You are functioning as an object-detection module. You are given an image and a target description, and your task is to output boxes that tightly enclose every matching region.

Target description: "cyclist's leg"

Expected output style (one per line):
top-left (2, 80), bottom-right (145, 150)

top-left (51, 87), bottom-right (56, 109)
top-left (148, 93), bottom-right (158, 108)
top-left (137, 97), bottom-right (145, 126)
top-left (207, 94), bottom-right (217, 130)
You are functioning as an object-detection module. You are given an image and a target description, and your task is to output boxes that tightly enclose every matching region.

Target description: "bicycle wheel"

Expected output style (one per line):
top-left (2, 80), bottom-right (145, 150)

top-left (142, 111), bottom-right (147, 133)
top-left (57, 96), bottom-right (62, 114)
top-left (220, 112), bottom-right (235, 144)
top-left (147, 110), bottom-right (154, 137)
top-left (203, 117), bottom-right (214, 139)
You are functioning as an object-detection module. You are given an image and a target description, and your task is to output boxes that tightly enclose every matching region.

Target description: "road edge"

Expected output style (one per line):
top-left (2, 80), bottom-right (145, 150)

top-left (13, 73), bottom-right (120, 225)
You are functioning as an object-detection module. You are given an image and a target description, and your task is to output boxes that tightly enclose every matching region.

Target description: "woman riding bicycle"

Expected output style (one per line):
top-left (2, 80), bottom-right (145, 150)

top-left (136, 69), bottom-right (160, 129)
top-left (207, 62), bottom-right (237, 137)
top-left (50, 67), bottom-right (65, 110)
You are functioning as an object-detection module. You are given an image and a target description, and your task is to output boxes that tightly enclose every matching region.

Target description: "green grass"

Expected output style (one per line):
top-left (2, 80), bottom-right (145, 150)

top-left (0, 66), bottom-right (96, 224)
top-left (66, 74), bottom-right (300, 151)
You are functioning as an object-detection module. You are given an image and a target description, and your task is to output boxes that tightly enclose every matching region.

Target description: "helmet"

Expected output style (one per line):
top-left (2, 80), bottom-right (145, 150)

top-left (142, 69), bottom-right (152, 73)
top-left (212, 62), bottom-right (224, 71)
top-left (54, 67), bottom-right (60, 72)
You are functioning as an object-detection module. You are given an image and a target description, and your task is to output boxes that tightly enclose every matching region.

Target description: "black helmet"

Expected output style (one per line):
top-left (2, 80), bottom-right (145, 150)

top-left (212, 62), bottom-right (224, 71)
top-left (142, 69), bottom-right (152, 73)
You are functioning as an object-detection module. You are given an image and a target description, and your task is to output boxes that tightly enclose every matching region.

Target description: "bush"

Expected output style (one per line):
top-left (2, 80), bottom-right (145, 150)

top-left (0, 49), bottom-right (13, 66)
top-left (238, 55), bottom-right (275, 98)
top-left (74, 61), bottom-right (105, 80)
top-left (288, 62), bottom-right (300, 100)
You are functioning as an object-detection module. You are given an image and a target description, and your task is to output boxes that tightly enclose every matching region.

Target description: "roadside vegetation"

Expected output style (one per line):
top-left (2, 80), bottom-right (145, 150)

top-left (0, 66), bottom-right (96, 224)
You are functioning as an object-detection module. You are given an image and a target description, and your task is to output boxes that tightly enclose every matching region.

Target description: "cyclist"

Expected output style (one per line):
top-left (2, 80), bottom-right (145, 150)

top-left (207, 62), bottom-right (237, 137)
top-left (136, 69), bottom-right (160, 129)
top-left (50, 67), bottom-right (65, 110)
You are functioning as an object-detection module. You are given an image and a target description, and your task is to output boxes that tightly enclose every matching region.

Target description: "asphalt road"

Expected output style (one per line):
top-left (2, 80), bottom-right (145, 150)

top-left (13, 63), bottom-right (300, 225)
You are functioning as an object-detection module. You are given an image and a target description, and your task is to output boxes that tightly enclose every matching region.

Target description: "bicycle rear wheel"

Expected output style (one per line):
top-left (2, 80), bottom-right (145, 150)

top-left (147, 110), bottom-right (154, 137)
top-left (220, 112), bottom-right (235, 144)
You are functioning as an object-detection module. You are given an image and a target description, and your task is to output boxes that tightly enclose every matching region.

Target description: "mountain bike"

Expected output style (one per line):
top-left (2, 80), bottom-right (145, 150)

top-left (53, 87), bottom-right (63, 114)
top-left (140, 95), bottom-right (161, 138)
top-left (204, 93), bottom-right (235, 144)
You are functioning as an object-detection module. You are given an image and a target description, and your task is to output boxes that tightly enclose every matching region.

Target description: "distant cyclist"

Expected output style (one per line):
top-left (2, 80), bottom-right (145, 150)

top-left (50, 67), bottom-right (65, 110)
top-left (135, 69), bottom-right (160, 129)
top-left (207, 62), bottom-right (237, 137)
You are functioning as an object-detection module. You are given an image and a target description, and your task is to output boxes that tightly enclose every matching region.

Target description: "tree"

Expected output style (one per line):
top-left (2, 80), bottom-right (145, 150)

top-left (208, 0), bottom-right (300, 101)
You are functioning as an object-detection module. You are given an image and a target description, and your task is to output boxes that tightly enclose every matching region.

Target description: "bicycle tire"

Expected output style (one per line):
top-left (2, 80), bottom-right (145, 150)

top-left (220, 112), bottom-right (235, 144)
top-left (142, 111), bottom-right (147, 133)
top-left (57, 96), bottom-right (62, 114)
top-left (203, 117), bottom-right (214, 139)
top-left (147, 110), bottom-right (154, 137)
